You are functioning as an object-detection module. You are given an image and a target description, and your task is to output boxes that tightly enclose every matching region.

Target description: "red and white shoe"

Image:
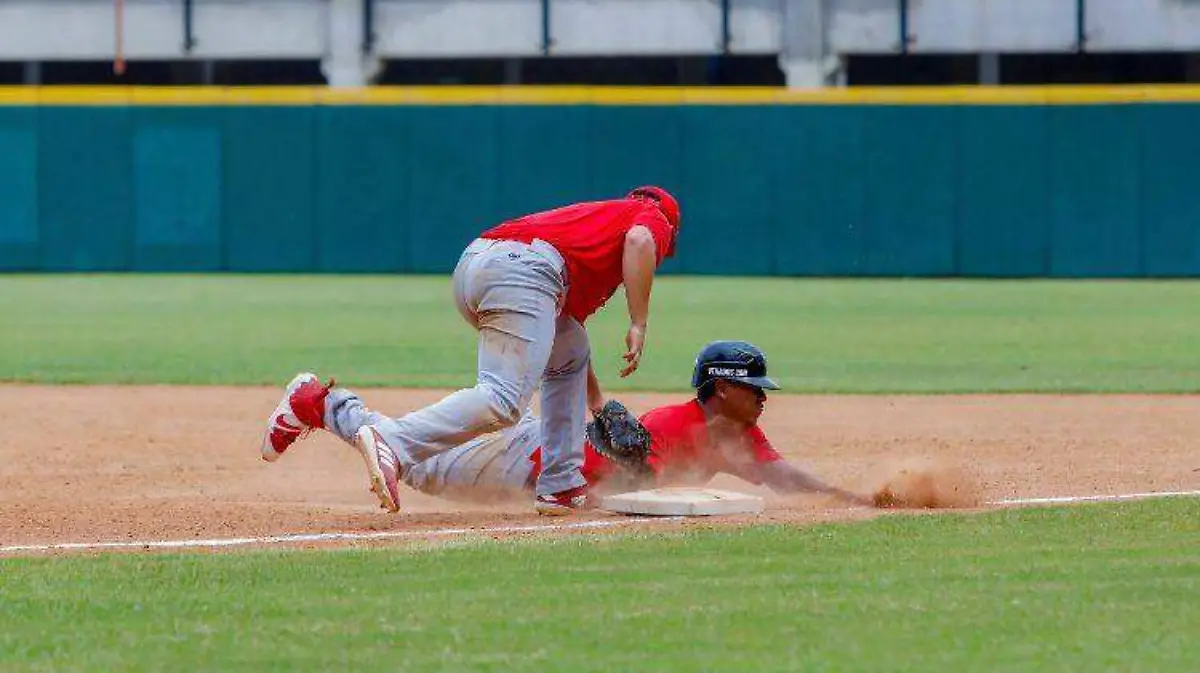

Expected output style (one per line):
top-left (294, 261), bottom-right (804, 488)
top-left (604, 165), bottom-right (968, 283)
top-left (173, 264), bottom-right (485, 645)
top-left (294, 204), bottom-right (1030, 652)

top-left (260, 372), bottom-right (333, 462)
top-left (354, 425), bottom-right (403, 513)
top-left (534, 486), bottom-right (592, 516)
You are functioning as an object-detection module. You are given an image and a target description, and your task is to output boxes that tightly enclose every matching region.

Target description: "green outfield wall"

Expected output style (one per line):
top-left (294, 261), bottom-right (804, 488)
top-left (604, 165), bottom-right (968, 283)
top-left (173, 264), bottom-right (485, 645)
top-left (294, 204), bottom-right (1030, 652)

top-left (1, 86), bottom-right (1198, 277)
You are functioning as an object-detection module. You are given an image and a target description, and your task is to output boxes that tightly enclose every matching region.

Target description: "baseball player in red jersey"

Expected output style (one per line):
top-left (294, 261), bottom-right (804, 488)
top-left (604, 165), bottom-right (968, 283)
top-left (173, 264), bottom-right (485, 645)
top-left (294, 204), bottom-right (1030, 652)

top-left (259, 187), bottom-right (681, 515)
top-left (544, 340), bottom-right (867, 502)
top-left (259, 341), bottom-right (867, 507)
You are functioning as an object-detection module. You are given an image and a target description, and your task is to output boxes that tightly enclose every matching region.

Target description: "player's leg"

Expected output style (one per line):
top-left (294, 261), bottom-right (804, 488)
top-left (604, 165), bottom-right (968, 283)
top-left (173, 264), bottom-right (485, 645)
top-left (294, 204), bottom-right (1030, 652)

top-left (404, 410), bottom-right (541, 501)
top-left (263, 373), bottom-right (539, 502)
top-left (356, 239), bottom-right (565, 511)
top-left (259, 370), bottom-right (409, 463)
top-left (266, 373), bottom-right (538, 461)
top-left (533, 316), bottom-right (591, 514)
top-left (369, 265), bottom-right (559, 463)
top-left (322, 387), bottom-right (393, 445)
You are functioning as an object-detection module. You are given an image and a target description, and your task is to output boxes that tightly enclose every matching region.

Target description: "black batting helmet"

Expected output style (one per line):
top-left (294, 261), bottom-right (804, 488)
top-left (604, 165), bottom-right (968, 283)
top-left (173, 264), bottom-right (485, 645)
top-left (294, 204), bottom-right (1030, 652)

top-left (691, 340), bottom-right (780, 393)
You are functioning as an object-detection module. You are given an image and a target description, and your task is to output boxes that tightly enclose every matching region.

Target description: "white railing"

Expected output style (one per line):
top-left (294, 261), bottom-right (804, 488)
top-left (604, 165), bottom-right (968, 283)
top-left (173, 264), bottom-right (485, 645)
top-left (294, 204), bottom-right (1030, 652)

top-left (1, 1), bottom-right (1199, 81)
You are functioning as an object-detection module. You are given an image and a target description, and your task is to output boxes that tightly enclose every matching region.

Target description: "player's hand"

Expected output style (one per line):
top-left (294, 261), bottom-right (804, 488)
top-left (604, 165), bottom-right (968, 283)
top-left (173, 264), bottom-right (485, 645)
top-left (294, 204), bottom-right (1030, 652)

top-left (620, 323), bottom-right (646, 378)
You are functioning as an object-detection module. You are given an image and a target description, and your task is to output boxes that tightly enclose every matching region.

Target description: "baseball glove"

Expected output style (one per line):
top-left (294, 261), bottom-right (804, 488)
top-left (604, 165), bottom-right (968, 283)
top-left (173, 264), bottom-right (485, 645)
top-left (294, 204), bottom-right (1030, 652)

top-left (586, 400), bottom-right (653, 477)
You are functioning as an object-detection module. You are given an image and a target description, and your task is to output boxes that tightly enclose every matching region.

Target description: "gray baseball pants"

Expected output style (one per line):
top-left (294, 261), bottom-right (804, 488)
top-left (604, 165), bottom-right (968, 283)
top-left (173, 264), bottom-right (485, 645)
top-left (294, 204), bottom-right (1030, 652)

top-left (324, 237), bottom-right (588, 497)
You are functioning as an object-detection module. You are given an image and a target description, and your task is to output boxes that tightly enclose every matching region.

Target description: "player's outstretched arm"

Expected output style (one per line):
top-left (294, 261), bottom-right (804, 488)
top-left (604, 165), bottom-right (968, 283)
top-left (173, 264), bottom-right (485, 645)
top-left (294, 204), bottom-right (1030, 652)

top-left (760, 461), bottom-right (870, 506)
top-left (620, 225), bottom-right (657, 378)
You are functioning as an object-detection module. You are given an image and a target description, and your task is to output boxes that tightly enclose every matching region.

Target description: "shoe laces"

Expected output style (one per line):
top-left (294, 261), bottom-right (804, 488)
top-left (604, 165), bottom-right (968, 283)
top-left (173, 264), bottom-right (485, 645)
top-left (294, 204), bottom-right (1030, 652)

top-left (273, 418), bottom-right (311, 442)
top-left (292, 377), bottom-right (336, 430)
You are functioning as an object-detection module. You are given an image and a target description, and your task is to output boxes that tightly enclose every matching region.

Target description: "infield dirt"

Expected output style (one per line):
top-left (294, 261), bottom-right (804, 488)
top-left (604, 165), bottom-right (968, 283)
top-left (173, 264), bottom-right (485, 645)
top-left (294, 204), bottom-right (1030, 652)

top-left (2, 386), bottom-right (1197, 553)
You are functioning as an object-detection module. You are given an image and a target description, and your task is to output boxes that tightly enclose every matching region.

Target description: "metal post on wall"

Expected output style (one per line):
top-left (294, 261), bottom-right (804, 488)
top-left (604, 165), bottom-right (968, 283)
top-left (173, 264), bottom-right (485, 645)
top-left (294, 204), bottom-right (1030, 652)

top-left (183, 0), bottom-right (196, 52)
top-left (362, 0), bottom-right (376, 55)
top-left (541, 0), bottom-right (552, 55)
top-left (23, 61), bottom-right (41, 85)
top-left (721, 0), bottom-right (732, 54)
top-left (1076, 0), bottom-right (1087, 52)
top-left (979, 53), bottom-right (1000, 84)
top-left (898, 0), bottom-right (910, 54)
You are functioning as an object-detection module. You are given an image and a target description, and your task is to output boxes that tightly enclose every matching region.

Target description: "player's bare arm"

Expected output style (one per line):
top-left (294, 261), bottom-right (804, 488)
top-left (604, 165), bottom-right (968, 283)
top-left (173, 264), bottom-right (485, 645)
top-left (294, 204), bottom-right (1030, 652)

top-left (759, 461), bottom-right (870, 505)
top-left (586, 359), bottom-right (606, 414)
top-left (620, 225), bottom-right (657, 378)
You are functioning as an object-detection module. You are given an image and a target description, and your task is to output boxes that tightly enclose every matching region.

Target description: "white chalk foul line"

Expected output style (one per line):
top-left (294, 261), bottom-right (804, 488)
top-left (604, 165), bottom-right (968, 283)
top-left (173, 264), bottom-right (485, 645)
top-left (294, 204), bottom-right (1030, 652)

top-left (0, 517), bottom-right (682, 555)
top-left (989, 489), bottom-right (1200, 507)
top-left (3, 489), bottom-right (1198, 555)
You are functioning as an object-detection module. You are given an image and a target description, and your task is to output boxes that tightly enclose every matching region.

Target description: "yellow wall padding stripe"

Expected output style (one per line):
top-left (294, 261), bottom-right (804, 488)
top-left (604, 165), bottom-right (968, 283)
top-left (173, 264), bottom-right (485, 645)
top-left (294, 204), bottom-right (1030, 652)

top-left (4, 84), bottom-right (1200, 106)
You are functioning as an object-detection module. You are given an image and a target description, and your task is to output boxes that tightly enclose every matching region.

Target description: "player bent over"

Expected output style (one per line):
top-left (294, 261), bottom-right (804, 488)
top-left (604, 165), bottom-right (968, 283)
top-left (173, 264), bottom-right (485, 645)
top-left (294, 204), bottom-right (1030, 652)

top-left (260, 187), bottom-right (681, 515)
top-left (259, 340), bottom-right (867, 507)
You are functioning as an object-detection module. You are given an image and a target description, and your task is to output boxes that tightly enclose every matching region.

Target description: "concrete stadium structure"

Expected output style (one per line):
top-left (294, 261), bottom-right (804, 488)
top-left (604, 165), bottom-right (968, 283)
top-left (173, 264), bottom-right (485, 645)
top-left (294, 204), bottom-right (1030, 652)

top-left (4, 0), bottom-right (1200, 86)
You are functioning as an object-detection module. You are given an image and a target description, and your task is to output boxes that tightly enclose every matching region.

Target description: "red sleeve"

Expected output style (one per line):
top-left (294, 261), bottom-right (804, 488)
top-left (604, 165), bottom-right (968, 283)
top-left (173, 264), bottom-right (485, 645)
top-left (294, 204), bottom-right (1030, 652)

top-left (581, 442), bottom-right (617, 484)
top-left (748, 426), bottom-right (783, 464)
top-left (715, 426), bottom-right (781, 485)
top-left (631, 206), bottom-right (673, 265)
top-left (645, 453), bottom-right (666, 476)
top-left (639, 405), bottom-right (689, 476)
top-left (642, 420), bottom-right (670, 476)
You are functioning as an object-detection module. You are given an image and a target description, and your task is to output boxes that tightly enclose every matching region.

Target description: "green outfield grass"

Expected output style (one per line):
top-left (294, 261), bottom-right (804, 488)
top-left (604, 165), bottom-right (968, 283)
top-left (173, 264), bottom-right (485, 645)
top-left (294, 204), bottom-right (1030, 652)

top-left (1, 498), bottom-right (1196, 672)
top-left (3, 274), bottom-right (1193, 672)
top-left (2, 274), bottom-right (1198, 392)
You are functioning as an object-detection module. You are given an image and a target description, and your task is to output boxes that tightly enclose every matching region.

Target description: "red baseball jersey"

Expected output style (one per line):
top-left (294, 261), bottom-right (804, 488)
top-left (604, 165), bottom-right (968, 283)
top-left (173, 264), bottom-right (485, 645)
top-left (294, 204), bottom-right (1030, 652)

top-left (529, 400), bottom-right (783, 487)
top-left (478, 199), bottom-right (675, 323)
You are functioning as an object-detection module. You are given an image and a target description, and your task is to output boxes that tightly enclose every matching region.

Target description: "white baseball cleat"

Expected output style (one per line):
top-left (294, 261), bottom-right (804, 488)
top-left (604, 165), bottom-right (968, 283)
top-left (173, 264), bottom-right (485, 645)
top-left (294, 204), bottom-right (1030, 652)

top-left (260, 372), bottom-right (329, 462)
top-left (534, 486), bottom-right (593, 516)
top-left (354, 425), bottom-right (403, 513)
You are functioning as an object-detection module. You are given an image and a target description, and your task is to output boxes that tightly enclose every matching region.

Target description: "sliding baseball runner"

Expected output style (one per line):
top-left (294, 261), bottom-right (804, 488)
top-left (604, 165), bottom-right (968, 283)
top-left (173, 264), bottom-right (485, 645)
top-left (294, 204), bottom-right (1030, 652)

top-left (260, 340), bottom-right (867, 508)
